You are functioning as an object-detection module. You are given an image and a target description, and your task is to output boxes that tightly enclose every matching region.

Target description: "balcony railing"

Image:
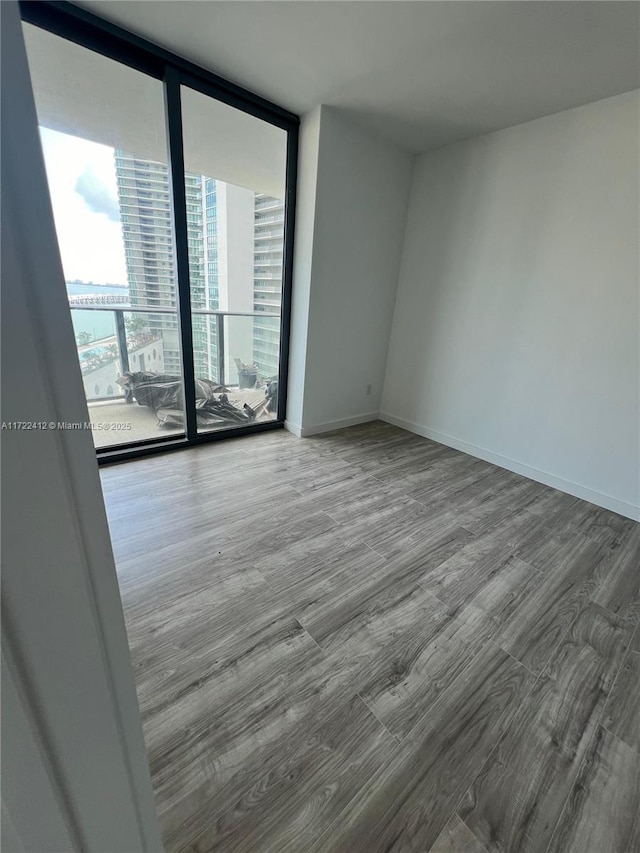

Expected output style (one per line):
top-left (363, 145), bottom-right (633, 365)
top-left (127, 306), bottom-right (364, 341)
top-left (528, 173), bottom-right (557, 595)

top-left (71, 304), bottom-right (280, 404)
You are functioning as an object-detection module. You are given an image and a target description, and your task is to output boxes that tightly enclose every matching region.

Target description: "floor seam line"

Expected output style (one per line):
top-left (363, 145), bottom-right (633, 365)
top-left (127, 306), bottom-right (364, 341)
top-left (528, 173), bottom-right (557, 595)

top-left (295, 620), bottom-right (329, 657)
top-left (321, 508), bottom-right (340, 525)
top-left (453, 811), bottom-right (492, 853)
top-left (450, 652), bottom-right (544, 845)
top-left (496, 642), bottom-right (539, 679)
top-left (600, 724), bottom-right (640, 756)
top-left (355, 692), bottom-right (401, 746)
top-left (362, 541), bottom-right (388, 561)
top-left (538, 725), bottom-right (601, 853)
top-left (592, 622), bottom-right (639, 758)
top-left (362, 540), bottom-right (389, 562)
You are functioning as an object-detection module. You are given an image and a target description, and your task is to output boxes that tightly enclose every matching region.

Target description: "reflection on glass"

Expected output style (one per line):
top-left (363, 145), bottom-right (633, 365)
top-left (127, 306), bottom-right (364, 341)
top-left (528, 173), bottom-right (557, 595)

top-left (181, 85), bottom-right (287, 432)
top-left (23, 23), bottom-right (185, 448)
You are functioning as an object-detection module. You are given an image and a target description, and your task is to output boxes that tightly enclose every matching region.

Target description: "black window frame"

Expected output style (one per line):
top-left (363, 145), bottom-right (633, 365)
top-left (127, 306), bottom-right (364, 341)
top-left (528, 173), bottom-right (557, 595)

top-left (20, 0), bottom-right (299, 465)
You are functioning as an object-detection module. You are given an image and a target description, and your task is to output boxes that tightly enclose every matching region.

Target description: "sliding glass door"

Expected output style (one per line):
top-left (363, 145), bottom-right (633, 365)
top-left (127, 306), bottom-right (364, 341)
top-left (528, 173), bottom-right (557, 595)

top-left (179, 84), bottom-right (287, 434)
top-left (21, 4), bottom-right (297, 459)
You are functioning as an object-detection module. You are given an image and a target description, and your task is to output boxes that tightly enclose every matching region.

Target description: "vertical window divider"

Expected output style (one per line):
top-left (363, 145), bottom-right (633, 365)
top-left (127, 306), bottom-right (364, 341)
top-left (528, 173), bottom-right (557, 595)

top-left (164, 67), bottom-right (197, 440)
top-left (277, 125), bottom-right (299, 422)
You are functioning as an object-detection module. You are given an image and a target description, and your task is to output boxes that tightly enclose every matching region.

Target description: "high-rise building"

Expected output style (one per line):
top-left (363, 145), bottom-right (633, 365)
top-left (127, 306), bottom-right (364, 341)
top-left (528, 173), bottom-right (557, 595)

top-left (115, 151), bottom-right (284, 384)
top-left (253, 193), bottom-right (284, 379)
top-left (115, 152), bottom-right (217, 377)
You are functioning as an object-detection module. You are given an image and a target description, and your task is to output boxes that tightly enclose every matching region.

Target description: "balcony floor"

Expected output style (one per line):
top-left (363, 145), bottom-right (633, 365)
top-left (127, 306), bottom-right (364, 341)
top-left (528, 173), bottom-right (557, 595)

top-left (88, 388), bottom-right (275, 449)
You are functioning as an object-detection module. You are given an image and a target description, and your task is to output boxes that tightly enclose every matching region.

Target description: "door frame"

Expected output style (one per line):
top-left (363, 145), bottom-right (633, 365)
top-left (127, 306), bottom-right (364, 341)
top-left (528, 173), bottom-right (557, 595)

top-left (3, 4), bottom-right (163, 846)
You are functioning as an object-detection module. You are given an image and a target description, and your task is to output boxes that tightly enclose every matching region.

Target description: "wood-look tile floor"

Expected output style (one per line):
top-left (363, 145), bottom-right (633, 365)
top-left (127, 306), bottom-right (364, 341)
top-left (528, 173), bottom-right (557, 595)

top-left (100, 421), bottom-right (640, 853)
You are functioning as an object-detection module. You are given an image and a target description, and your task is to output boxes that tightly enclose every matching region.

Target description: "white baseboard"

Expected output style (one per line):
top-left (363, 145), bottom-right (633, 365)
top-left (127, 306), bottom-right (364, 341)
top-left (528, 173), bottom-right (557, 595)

top-left (296, 411), bottom-right (380, 438)
top-left (380, 412), bottom-right (640, 522)
top-left (284, 419), bottom-right (302, 437)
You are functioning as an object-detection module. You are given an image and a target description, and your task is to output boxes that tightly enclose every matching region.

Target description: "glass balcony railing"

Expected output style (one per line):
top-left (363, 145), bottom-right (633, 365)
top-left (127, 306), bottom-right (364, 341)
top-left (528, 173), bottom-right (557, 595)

top-left (71, 305), bottom-right (281, 448)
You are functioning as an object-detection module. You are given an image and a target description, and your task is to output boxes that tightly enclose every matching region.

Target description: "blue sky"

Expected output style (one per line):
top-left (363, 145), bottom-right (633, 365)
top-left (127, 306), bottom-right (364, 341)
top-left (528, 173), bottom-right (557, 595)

top-left (40, 127), bottom-right (127, 285)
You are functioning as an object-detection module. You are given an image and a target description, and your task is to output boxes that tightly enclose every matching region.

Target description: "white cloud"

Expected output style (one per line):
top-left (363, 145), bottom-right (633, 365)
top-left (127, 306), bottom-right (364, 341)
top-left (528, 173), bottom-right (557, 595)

top-left (40, 127), bottom-right (127, 285)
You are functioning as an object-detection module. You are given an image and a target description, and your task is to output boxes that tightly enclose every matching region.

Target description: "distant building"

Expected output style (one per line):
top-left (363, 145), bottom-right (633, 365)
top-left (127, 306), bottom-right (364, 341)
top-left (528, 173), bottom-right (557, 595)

top-left (114, 153), bottom-right (195, 375)
top-left (114, 151), bottom-right (284, 384)
top-left (253, 193), bottom-right (285, 379)
top-left (78, 336), bottom-right (165, 401)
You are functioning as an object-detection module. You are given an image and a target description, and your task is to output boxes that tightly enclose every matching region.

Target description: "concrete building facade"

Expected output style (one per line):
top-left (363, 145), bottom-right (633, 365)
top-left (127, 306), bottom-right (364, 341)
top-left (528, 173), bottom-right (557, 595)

top-left (114, 151), bottom-right (284, 385)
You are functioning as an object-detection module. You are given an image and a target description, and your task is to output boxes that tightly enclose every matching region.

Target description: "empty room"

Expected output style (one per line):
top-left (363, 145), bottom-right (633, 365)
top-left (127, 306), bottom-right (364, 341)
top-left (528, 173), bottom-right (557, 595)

top-left (2, 1), bottom-right (639, 852)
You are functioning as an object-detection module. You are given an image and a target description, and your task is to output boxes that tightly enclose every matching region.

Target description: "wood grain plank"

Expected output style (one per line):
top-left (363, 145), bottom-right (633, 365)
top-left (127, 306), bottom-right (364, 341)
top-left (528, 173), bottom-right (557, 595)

top-left (145, 618), bottom-right (325, 850)
top-left (459, 602), bottom-right (632, 853)
top-left (108, 481), bottom-right (304, 562)
top-left (450, 476), bottom-right (547, 537)
top-left (100, 421), bottom-right (638, 853)
top-left (417, 529), bottom-right (541, 623)
top-left (125, 567), bottom-right (278, 689)
top-left (546, 726), bottom-right (640, 853)
top-left (529, 489), bottom-right (637, 552)
top-left (497, 536), bottom-right (605, 673)
top-left (429, 815), bottom-right (488, 853)
top-left (391, 452), bottom-right (495, 504)
top-left (307, 642), bottom-right (533, 853)
top-left (590, 523), bottom-right (640, 624)
top-left (602, 646), bottom-right (640, 753)
top-left (258, 532), bottom-right (388, 598)
top-left (323, 487), bottom-right (456, 558)
top-left (358, 603), bottom-right (496, 740)
top-left (282, 588), bottom-right (457, 739)
top-left (185, 696), bottom-right (396, 853)
top-left (298, 526), bottom-right (475, 652)
top-left (363, 510), bottom-right (476, 564)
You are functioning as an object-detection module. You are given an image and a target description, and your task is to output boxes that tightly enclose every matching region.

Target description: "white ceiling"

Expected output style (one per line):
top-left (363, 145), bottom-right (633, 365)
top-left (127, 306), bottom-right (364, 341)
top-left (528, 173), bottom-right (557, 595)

top-left (75, 1), bottom-right (640, 153)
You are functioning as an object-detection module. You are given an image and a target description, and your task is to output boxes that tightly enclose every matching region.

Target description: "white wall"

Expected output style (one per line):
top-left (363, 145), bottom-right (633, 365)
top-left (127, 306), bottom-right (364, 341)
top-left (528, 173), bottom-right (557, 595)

top-left (288, 106), bottom-right (413, 435)
top-left (286, 107), bottom-right (322, 432)
top-left (1, 5), bottom-right (163, 849)
top-left (382, 91), bottom-right (640, 519)
top-left (2, 643), bottom-right (77, 852)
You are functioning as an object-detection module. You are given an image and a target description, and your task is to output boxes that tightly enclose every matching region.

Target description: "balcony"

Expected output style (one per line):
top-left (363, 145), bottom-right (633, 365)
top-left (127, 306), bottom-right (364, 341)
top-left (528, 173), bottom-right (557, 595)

top-left (72, 305), bottom-right (280, 449)
top-left (254, 199), bottom-right (283, 213)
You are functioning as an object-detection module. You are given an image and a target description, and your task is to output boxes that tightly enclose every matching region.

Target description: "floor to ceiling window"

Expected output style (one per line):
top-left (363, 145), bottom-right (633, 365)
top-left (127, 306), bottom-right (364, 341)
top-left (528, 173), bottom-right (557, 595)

top-left (179, 85), bottom-right (287, 435)
top-left (21, 3), bottom-right (297, 460)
